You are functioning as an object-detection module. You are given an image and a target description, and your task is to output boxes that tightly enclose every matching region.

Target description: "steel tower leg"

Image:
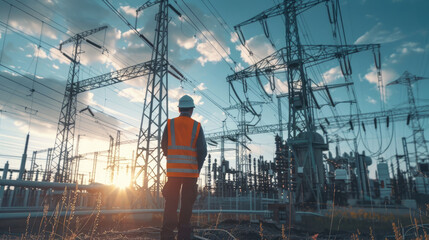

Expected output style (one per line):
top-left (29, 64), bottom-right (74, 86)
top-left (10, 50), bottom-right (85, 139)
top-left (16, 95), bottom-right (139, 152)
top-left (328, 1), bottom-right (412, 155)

top-left (283, 0), bottom-right (321, 211)
top-left (134, 0), bottom-right (169, 208)
top-left (52, 26), bottom-right (107, 183)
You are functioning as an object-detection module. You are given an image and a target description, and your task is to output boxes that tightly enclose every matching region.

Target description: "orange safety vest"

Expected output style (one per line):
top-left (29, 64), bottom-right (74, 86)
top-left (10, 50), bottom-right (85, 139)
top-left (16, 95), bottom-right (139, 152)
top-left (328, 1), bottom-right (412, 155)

top-left (167, 116), bottom-right (201, 178)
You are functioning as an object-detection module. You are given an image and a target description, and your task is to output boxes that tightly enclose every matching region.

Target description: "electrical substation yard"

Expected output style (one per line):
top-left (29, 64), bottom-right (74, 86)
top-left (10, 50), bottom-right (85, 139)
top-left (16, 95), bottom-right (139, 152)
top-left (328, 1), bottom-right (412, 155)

top-left (0, 0), bottom-right (429, 239)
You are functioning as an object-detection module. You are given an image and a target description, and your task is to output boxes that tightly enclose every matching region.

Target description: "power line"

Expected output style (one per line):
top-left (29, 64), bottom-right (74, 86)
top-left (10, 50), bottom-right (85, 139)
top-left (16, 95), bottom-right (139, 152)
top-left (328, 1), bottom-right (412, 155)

top-left (0, 68), bottom-right (141, 137)
top-left (2, 0), bottom-right (136, 74)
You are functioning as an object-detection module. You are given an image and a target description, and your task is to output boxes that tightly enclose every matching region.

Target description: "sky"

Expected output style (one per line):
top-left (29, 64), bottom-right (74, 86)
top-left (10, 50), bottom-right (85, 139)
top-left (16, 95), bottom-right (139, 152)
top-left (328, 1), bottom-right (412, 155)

top-left (0, 0), bottom-right (428, 185)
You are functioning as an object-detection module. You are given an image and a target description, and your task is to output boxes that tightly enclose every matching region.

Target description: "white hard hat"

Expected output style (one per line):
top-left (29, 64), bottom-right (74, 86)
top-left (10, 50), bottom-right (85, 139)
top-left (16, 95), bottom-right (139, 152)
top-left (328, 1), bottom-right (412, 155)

top-left (178, 95), bottom-right (195, 108)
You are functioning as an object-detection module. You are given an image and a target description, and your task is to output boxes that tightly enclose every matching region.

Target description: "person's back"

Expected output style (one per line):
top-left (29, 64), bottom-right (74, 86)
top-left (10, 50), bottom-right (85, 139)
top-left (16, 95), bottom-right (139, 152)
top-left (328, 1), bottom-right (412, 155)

top-left (160, 95), bottom-right (207, 240)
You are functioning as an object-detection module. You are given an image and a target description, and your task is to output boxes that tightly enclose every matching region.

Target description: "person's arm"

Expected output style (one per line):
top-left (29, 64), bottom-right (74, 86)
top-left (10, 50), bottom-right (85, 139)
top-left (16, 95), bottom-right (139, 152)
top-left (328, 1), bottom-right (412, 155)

top-left (196, 126), bottom-right (207, 173)
top-left (161, 125), bottom-right (168, 157)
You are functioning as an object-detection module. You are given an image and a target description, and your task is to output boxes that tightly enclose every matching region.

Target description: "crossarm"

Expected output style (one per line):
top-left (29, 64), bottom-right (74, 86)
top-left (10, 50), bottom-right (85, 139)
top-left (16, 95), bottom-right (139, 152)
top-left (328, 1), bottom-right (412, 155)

top-left (226, 44), bottom-right (380, 82)
top-left (74, 60), bottom-right (153, 93)
top-left (234, 0), bottom-right (328, 29)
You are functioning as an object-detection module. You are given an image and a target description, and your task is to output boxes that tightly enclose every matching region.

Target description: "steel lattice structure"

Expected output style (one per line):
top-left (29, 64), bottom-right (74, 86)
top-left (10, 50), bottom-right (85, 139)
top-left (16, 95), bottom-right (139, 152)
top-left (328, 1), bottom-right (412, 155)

top-left (228, 0), bottom-right (382, 210)
top-left (49, 3), bottom-right (183, 208)
top-left (387, 71), bottom-right (429, 164)
top-left (134, 0), bottom-right (169, 208)
top-left (52, 26), bottom-right (107, 183)
top-left (206, 104), bottom-right (429, 141)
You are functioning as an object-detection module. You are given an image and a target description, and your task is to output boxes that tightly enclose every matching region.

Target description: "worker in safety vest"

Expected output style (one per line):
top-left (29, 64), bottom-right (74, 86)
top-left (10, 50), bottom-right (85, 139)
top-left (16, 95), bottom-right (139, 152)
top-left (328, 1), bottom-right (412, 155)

top-left (160, 95), bottom-right (207, 240)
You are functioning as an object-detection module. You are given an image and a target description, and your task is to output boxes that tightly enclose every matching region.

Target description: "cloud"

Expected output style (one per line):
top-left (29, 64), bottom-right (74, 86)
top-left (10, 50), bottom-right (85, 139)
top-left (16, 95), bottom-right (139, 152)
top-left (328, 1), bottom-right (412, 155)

top-left (28, 43), bottom-right (48, 59)
top-left (120, 6), bottom-right (138, 17)
top-left (9, 19), bottom-right (58, 40)
top-left (364, 66), bottom-right (397, 100)
top-left (177, 37), bottom-right (198, 49)
top-left (235, 35), bottom-right (276, 65)
top-left (400, 42), bottom-right (424, 53)
top-left (0, 1), bottom-right (59, 41)
top-left (322, 66), bottom-right (342, 83)
top-left (366, 96), bottom-right (377, 104)
top-left (52, 64), bottom-right (59, 69)
top-left (193, 83), bottom-right (207, 91)
top-left (196, 31), bottom-right (231, 66)
top-left (354, 23), bottom-right (404, 44)
top-left (122, 27), bottom-right (143, 39)
top-left (388, 42), bottom-right (425, 64)
top-left (116, 87), bottom-right (145, 103)
top-left (165, 5), bottom-right (232, 67)
top-left (78, 28), bottom-right (123, 68)
top-left (54, 0), bottom-right (114, 33)
top-left (230, 32), bottom-right (239, 43)
top-left (398, 42), bottom-right (424, 54)
top-left (192, 112), bottom-right (208, 124)
top-left (49, 47), bottom-right (69, 64)
top-left (263, 76), bottom-right (288, 95)
top-left (81, 92), bottom-right (137, 123)
top-left (168, 87), bottom-right (204, 109)
top-left (0, 71), bottom-right (122, 141)
top-left (234, 62), bottom-right (244, 72)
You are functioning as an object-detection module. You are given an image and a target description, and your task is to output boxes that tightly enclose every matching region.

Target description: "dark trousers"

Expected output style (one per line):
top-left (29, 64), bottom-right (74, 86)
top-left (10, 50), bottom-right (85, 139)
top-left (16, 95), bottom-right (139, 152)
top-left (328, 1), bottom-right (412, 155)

top-left (161, 177), bottom-right (198, 240)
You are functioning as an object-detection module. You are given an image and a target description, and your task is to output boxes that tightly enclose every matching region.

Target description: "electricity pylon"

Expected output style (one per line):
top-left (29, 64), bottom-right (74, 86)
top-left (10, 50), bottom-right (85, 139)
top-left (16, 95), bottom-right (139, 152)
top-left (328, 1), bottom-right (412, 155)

top-left (224, 101), bottom-right (265, 173)
top-left (49, 1), bottom-right (182, 202)
top-left (227, 0), bottom-right (381, 210)
top-left (387, 71), bottom-right (429, 164)
top-left (53, 26), bottom-right (107, 183)
top-left (134, 0), bottom-right (170, 208)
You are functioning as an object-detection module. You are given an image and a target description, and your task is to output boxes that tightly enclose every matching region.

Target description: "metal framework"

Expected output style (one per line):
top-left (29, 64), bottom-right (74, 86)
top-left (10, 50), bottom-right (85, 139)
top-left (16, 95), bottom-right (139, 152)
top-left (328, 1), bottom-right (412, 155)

top-left (223, 101), bottom-right (265, 172)
top-left (73, 60), bottom-right (153, 93)
top-left (206, 104), bottom-right (429, 141)
top-left (50, 2), bottom-right (183, 184)
top-left (114, 131), bottom-right (121, 183)
top-left (76, 104), bottom-right (429, 157)
top-left (52, 26), bottom-right (107, 183)
top-left (387, 71), bottom-right (429, 164)
top-left (134, 0), bottom-right (169, 208)
top-left (226, 45), bottom-right (380, 83)
top-left (228, 0), bottom-right (382, 210)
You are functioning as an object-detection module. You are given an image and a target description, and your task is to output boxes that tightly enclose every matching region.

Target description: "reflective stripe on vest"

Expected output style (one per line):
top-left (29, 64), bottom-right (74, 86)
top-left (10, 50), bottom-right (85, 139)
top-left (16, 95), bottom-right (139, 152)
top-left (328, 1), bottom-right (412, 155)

top-left (167, 116), bottom-right (200, 178)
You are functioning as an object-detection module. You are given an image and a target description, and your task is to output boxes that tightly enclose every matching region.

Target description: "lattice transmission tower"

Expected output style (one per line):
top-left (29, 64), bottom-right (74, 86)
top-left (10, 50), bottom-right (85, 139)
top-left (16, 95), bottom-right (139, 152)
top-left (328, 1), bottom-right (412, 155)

top-left (52, 26), bottom-right (107, 183)
top-left (48, 2), bottom-right (183, 205)
top-left (223, 101), bottom-right (265, 173)
top-left (227, 0), bottom-right (382, 210)
top-left (387, 71), bottom-right (429, 164)
top-left (134, 0), bottom-right (171, 208)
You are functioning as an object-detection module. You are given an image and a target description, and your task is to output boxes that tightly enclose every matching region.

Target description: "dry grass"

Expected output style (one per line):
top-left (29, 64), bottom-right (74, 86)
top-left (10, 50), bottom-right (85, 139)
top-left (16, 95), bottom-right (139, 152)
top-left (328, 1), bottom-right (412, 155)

top-left (9, 195), bottom-right (429, 240)
top-left (16, 187), bottom-right (103, 240)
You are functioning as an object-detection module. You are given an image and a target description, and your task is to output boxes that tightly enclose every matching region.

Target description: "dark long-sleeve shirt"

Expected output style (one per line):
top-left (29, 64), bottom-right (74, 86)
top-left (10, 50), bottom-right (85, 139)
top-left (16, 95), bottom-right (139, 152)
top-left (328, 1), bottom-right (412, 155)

top-left (161, 113), bottom-right (207, 173)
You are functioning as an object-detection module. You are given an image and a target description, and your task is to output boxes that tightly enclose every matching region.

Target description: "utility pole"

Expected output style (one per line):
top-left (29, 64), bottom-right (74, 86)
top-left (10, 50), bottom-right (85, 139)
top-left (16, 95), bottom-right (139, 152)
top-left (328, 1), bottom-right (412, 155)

top-left (91, 152), bottom-right (98, 183)
top-left (43, 148), bottom-right (53, 181)
top-left (18, 134), bottom-right (30, 180)
top-left (402, 137), bottom-right (413, 197)
top-left (107, 135), bottom-right (114, 184)
top-left (114, 130), bottom-right (121, 184)
top-left (72, 134), bottom-right (84, 183)
top-left (387, 71), bottom-right (429, 165)
top-left (52, 26), bottom-right (107, 183)
top-left (277, 97), bottom-right (283, 139)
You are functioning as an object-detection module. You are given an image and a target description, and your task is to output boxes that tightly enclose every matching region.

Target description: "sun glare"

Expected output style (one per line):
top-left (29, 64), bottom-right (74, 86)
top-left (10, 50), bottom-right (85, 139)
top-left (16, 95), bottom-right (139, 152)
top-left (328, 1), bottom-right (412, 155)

top-left (113, 173), bottom-right (131, 189)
